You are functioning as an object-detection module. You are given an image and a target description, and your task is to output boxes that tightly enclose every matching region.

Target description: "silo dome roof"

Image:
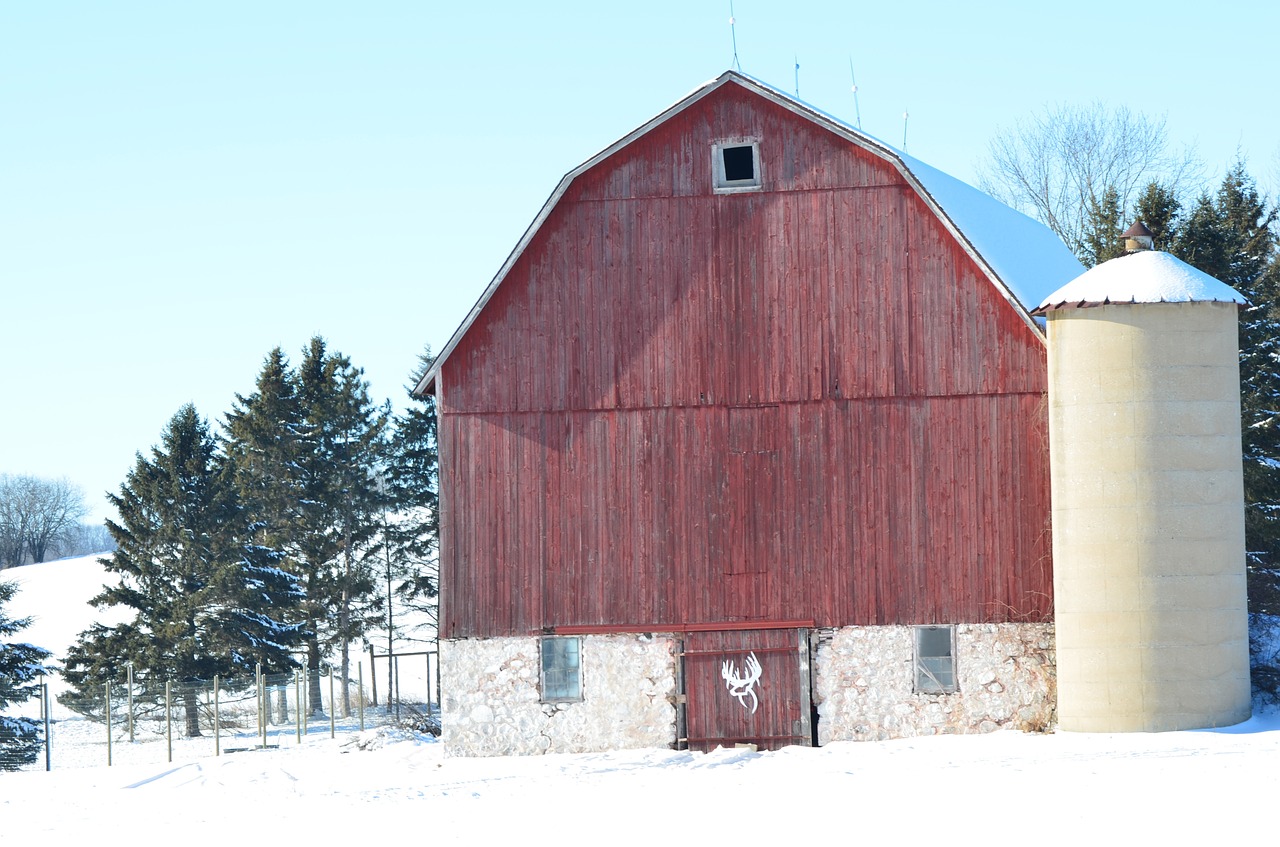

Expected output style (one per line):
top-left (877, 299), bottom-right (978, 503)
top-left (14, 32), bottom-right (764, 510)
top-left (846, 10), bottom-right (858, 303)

top-left (1035, 250), bottom-right (1245, 312)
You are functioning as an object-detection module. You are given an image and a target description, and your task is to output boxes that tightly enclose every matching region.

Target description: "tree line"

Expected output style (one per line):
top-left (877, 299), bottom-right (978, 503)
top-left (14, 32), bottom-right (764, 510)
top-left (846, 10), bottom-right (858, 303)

top-left (58, 337), bottom-right (438, 735)
top-left (0, 475), bottom-right (111, 568)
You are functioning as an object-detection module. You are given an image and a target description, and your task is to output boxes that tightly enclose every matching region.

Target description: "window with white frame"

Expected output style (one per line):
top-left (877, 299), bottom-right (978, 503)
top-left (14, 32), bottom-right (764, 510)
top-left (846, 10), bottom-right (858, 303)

top-left (712, 139), bottom-right (762, 192)
top-left (914, 625), bottom-right (957, 694)
top-left (541, 636), bottom-right (582, 702)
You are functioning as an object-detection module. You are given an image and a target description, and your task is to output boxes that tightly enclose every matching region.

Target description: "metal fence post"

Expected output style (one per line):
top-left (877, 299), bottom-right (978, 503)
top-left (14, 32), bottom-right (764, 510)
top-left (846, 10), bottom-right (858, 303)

top-left (166, 680), bottom-right (172, 763)
top-left (127, 662), bottom-right (134, 743)
top-left (257, 665), bottom-right (264, 747)
top-left (295, 670), bottom-right (302, 743)
top-left (214, 675), bottom-right (221, 756)
top-left (42, 680), bottom-right (51, 772)
top-left (105, 683), bottom-right (112, 767)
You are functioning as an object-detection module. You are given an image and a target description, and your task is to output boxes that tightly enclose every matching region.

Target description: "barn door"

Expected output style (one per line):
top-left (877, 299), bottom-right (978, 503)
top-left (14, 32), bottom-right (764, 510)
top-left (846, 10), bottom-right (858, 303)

top-left (681, 628), bottom-right (811, 751)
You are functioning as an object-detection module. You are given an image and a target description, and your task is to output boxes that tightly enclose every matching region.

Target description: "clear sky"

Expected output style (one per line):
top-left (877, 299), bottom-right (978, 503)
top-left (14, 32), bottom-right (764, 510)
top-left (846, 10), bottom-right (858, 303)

top-left (3, 1), bottom-right (1277, 521)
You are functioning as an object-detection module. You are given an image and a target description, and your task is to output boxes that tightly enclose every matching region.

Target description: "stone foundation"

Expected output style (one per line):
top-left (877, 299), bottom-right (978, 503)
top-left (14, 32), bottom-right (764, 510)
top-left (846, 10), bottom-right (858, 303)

top-left (813, 623), bottom-right (1056, 743)
top-left (443, 624), bottom-right (1054, 755)
top-left (441, 633), bottom-right (678, 756)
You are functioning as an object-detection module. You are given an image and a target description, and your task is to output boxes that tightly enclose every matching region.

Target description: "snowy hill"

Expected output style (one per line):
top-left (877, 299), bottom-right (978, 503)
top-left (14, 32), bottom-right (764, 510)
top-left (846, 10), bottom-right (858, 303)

top-left (3, 557), bottom-right (1280, 843)
top-left (3, 554), bottom-right (129, 671)
top-left (2, 552), bottom-right (437, 702)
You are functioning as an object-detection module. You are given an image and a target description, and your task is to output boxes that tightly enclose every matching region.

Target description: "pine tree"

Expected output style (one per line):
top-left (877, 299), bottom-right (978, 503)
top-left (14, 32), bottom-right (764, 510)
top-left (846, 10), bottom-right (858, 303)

top-left (228, 339), bottom-right (389, 716)
top-left (384, 348), bottom-right (440, 638)
top-left (297, 338), bottom-right (388, 715)
top-left (1131, 181), bottom-right (1181, 250)
top-left (225, 347), bottom-right (304, 554)
top-left (224, 347), bottom-right (307, 722)
top-left (1082, 185), bottom-right (1125, 267)
top-left (0, 580), bottom-right (50, 770)
top-left (61, 405), bottom-right (301, 736)
top-left (1171, 163), bottom-right (1280, 617)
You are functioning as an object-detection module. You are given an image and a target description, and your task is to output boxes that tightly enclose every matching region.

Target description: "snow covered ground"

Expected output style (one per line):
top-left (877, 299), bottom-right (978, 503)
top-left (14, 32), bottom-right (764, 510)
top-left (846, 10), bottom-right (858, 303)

top-left (3, 556), bottom-right (1280, 843)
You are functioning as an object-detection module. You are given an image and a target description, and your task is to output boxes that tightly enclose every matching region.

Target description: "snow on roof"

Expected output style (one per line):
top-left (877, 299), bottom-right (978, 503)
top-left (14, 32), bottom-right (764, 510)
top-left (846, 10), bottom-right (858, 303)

top-left (1036, 250), bottom-right (1246, 311)
top-left (736, 73), bottom-right (1085, 313)
top-left (898, 152), bottom-right (1086, 311)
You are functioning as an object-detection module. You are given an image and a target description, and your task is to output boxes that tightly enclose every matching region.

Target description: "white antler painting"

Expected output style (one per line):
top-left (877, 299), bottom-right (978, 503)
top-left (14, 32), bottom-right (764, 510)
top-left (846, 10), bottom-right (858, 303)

top-left (721, 652), bottom-right (763, 714)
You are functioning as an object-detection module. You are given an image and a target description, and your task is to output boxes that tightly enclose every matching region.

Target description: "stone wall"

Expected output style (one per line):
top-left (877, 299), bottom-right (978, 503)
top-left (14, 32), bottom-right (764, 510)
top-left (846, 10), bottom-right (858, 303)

top-left (441, 633), bottom-right (677, 756)
top-left (814, 623), bottom-right (1055, 743)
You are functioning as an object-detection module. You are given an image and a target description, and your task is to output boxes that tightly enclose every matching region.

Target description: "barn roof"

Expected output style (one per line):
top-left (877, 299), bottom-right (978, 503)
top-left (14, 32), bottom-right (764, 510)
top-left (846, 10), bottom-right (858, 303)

top-left (416, 71), bottom-right (1084, 395)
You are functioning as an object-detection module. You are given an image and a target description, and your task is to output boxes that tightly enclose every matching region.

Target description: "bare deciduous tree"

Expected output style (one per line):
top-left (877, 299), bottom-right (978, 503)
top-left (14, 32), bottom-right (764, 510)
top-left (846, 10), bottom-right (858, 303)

top-left (0, 475), bottom-right (89, 567)
top-left (978, 102), bottom-right (1201, 262)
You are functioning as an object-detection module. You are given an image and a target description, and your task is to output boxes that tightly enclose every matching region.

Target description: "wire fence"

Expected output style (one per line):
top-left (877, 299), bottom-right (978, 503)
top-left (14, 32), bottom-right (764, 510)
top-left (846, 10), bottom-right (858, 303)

top-left (3, 656), bottom-right (440, 772)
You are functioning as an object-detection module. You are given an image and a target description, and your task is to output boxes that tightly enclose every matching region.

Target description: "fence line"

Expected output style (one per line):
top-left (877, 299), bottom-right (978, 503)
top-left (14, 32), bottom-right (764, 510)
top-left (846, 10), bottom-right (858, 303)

top-left (3, 659), bottom-right (440, 772)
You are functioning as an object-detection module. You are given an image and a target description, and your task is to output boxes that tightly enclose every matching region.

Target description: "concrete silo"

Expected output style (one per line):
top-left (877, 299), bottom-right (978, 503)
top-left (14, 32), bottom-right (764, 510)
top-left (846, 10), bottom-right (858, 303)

top-left (1037, 235), bottom-right (1251, 732)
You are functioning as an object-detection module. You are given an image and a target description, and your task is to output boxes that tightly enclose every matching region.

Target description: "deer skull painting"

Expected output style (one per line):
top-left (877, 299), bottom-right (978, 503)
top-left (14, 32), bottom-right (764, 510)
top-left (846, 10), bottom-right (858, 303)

top-left (721, 652), bottom-right (763, 714)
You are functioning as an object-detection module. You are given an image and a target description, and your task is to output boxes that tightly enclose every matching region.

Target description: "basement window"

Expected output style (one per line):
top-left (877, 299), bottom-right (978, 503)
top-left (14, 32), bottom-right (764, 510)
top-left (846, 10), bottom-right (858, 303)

top-left (712, 139), bottom-right (762, 192)
top-left (914, 626), bottom-right (957, 694)
top-left (541, 636), bottom-right (582, 702)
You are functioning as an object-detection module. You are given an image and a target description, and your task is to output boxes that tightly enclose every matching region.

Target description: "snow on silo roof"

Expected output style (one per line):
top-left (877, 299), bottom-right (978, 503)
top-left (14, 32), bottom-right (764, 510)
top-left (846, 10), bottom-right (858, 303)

top-left (1035, 250), bottom-right (1246, 312)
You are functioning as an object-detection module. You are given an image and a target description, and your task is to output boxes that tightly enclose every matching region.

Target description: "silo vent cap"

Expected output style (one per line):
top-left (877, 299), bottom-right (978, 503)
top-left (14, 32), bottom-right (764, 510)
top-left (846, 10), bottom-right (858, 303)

top-left (1123, 221), bottom-right (1155, 252)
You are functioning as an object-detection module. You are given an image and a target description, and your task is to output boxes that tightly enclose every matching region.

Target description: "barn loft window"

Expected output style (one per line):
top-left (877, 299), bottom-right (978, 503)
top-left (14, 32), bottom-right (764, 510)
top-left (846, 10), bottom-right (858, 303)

top-left (541, 636), bottom-right (582, 702)
top-left (712, 139), bottom-right (762, 193)
top-left (914, 626), bottom-right (957, 694)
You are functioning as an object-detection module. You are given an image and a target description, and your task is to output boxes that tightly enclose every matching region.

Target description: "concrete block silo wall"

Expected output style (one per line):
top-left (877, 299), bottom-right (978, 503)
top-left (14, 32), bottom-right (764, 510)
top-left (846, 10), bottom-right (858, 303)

top-left (1048, 301), bottom-right (1251, 731)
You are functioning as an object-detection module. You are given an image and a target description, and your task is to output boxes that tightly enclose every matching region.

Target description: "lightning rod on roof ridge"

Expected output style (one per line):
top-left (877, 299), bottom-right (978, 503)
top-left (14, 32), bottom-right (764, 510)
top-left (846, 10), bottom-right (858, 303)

top-left (848, 57), bottom-right (862, 131)
top-left (729, 1), bottom-right (741, 72)
top-left (902, 108), bottom-right (909, 152)
top-left (794, 55), bottom-right (800, 98)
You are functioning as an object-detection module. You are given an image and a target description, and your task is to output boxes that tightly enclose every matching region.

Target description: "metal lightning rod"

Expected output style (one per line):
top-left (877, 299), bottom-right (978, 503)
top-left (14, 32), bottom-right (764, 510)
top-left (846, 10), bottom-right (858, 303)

top-left (729, 1), bottom-right (741, 71)
top-left (848, 57), bottom-right (863, 130)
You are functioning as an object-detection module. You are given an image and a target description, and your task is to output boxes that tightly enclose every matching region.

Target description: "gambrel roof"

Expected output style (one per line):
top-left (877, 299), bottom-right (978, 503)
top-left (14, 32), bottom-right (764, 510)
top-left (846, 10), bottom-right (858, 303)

top-left (417, 71), bottom-right (1084, 395)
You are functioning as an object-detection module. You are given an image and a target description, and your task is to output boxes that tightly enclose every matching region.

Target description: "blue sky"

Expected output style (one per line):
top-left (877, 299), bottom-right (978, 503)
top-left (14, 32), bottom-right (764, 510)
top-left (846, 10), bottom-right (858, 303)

top-left (3, 1), bottom-right (1277, 521)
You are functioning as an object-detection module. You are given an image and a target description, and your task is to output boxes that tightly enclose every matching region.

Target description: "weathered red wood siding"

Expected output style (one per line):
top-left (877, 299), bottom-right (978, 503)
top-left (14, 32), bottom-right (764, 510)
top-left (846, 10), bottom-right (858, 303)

top-left (436, 83), bottom-right (1051, 638)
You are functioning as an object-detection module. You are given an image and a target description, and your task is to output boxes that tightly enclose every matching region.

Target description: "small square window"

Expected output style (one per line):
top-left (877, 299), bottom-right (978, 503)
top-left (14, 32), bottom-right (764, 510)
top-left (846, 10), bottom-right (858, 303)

top-left (722, 145), bottom-right (755, 181)
top-left (712, 140), bottom-right (762, 192)
top-left (914, 626), bottom-right (957, 694)
top-left (541, 636), bottom-right (582, 702)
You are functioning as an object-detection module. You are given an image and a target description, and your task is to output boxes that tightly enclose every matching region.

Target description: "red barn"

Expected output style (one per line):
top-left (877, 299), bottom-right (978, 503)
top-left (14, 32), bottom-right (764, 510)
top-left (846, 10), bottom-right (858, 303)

top-left (417, 72), bottom-right (1083, 755)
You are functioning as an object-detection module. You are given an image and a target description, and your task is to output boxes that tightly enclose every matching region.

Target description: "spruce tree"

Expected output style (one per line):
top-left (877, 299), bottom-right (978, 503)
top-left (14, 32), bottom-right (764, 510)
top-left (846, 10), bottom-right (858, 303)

top-left (224, 347), bottom-right (307, 721)
top-left (225, 347), bottom-right (304, 555)
top-left (1131, 181), bottom-right (1181, 250)
top-left (1171, 164), bottom-right (1280, 617)
top-left (384, 348), bottom-right (440, 637)
top-left (1082, 185), bottom-right (1125, 267)
top-left (0, 580), bottom-right (50, 769)
top-left (62, 405), bottom-right (301, 736)
top-left (228, 339), bottom-right (388, 715)
top-left (296, 338), bottom-right (388, 715)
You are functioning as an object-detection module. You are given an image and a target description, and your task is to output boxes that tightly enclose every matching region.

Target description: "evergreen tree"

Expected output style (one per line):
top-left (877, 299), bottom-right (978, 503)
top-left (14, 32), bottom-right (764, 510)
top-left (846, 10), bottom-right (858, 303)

top-left (1082, 185), bottom-right (1124, 267)
top-left (383, 348), bottom-right (440, 635)
top-left (1131, 181), bottom-right (1181, 250)
top-left (1171, 163), bottom-right (1280, 616)
top-left (228, 339), bottom-right (388, 716)
top-left (296, 338), bottom-right (388, 715)
top-left (224, 347), bottom-right (306, 722)
top-left (225, 347), bottom-right (304, 554)
top-left (62, 405), bottom-right (301, 736)
top-left (0, 580), bottom-right (50, 770)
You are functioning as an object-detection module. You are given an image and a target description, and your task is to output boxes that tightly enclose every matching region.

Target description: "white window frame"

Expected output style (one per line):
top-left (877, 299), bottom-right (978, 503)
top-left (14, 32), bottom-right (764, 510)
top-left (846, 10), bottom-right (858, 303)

top-left (712, 138), bottom-right (762, 193)
top-left (540, 636), bottom-right (583, 703)
top-left (913, 625), bottom-right (958, 694)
